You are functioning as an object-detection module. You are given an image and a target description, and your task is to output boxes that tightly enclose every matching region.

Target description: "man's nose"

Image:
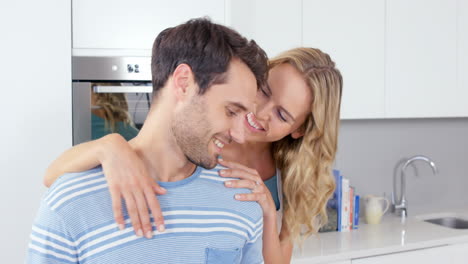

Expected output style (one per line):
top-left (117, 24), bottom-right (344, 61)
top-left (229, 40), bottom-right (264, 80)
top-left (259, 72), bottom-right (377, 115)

top-left (230, 117), bottom-right (246, 144)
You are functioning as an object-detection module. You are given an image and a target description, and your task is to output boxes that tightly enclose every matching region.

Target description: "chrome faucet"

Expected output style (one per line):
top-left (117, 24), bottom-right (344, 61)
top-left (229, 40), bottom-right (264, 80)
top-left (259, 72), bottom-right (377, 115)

top-left (392, 155), bottom-right (438, 218)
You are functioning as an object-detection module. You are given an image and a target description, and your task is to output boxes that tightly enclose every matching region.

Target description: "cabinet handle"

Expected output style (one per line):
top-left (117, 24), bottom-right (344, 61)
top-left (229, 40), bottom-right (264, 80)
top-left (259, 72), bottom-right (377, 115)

top-left (93, 85), bottom-right (152, 93)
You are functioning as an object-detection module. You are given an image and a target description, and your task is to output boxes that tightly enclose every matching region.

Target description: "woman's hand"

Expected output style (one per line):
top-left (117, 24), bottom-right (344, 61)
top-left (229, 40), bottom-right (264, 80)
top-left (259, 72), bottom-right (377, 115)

top-left (99, 134), bottom-right (167, 238)
top-left (217, 158), bottom-right (276, 219)
top-left (218, 158), bottom-right (292, 263)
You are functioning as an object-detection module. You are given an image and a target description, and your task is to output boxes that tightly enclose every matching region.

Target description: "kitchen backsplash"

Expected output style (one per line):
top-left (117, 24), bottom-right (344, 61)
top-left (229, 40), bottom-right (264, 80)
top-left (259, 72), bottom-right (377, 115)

top-left (335, 118), bottom-right (468, 215)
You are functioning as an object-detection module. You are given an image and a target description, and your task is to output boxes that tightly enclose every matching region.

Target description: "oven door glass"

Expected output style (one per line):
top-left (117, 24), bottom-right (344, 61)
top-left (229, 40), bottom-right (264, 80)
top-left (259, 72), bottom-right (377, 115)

top-left (72, 82), bottom-right (152, 145)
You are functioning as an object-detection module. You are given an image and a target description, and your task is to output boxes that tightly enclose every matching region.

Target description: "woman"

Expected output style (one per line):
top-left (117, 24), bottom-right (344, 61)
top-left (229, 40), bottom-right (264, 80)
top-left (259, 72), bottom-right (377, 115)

top-left (91, 84), bottom-right (139, 141)
top-left (44, 47), bottom-right (343, 263)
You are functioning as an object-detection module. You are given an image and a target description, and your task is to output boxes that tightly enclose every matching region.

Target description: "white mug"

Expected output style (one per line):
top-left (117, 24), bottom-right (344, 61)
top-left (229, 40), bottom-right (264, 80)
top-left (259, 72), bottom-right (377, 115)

top-left (364, 195), bottom-right (390, 224)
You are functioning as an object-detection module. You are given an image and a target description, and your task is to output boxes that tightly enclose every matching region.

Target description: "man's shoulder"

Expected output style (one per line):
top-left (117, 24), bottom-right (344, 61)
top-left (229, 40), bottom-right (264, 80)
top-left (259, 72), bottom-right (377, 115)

top-left (198, 164), bottom-right (252, 187)
top-left (196, 165), bottom-right (263, 220)
top-left (197, 164), bottom-right (229, 183)
top-left (45, 166), bottom-right (107, 212)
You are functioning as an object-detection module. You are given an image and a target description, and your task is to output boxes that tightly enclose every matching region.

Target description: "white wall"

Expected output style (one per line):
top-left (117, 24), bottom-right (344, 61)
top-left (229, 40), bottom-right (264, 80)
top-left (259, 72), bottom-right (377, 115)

top-left (0, 0), bottom-right (72, 262)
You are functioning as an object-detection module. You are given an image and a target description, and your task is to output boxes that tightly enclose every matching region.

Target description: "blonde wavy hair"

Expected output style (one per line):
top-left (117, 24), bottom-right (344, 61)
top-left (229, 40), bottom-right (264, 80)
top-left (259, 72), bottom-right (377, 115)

top-left (92, 84), bottom-right (135, 132)
top-left (271, 48), bottom-right (343, 244)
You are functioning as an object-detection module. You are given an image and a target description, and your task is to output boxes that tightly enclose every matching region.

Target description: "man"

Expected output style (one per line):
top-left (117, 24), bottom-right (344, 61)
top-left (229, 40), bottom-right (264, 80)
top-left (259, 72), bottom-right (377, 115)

top-left (27, 18), bottom-right (268, 263)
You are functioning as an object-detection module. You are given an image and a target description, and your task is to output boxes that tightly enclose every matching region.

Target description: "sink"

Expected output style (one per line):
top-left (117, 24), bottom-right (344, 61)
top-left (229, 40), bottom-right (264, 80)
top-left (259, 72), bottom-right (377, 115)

top-left (424, 217), bottom-right (468, 229)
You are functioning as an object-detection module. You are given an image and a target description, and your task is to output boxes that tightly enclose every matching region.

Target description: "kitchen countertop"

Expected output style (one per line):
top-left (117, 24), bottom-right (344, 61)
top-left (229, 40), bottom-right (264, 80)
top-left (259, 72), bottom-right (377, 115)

top-left (291, 208), bottom-right (468, 263)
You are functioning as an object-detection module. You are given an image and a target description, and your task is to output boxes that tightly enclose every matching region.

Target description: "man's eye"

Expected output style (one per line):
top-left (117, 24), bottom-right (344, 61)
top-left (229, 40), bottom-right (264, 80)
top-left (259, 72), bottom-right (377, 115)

top-left (226, 109), bottom-right (237, 117)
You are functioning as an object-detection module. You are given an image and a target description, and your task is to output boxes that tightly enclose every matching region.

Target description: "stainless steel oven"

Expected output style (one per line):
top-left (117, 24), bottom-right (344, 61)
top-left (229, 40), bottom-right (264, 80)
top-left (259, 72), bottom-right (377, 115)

top-left (72, 56), bottom-right (152, 145)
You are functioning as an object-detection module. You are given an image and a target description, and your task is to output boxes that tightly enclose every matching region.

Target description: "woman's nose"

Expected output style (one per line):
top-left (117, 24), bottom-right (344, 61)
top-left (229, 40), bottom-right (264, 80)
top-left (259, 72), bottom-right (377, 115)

top-left (255, 102), bottom-right (272, 121)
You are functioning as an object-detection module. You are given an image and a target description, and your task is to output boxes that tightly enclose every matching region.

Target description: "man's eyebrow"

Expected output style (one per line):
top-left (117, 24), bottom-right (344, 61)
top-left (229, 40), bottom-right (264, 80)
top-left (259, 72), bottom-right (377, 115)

top-left (227, 102), bottom-right (248, 112)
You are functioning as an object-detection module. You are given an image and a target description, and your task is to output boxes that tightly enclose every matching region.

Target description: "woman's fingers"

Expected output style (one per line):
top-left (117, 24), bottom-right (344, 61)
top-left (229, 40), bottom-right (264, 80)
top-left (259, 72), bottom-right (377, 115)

top-left (110, 181), bottom-right (165, 239)
top-left (133, 189), bottom-right (153, 239)
top-left (217, 158), bottom-right (258, 175)
top-left (109, 185), bottom-right (125, 230)
top-left (218, 159), bottom-right (261, 182)
top-left (121, 190), bottom-right (143, 237)
top-left (220, 168), bottom-right (261, 183)
top-left (226, 180), bottom-right (268, 203)
top-left (218, 158), bottom-right (276, 215)
top-left (153, 183), bottom-right (167, 195)
top-left (234, 192), bottom-right (267, 202)
top-left (225, 179), bottom-right (262, 191)
top-left (144, 185), bottom-right (165, 232)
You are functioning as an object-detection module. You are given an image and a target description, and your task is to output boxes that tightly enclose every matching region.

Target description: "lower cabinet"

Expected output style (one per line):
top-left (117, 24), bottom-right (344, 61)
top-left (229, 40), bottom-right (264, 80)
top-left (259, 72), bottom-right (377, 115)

top-left (450, 243), bottom-right (468, 264)
top-left (351, 245), bottom-right (460, 264)
top-left (292, 243), bottom-right (468, 263)
top-left (292, 260), bottom-right (351, 264)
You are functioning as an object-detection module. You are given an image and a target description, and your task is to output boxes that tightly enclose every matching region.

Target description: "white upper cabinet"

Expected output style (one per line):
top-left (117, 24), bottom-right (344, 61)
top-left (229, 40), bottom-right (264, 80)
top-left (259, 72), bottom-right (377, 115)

top-left (72, 0), bottom-right (468, 118)
top-left (458, 0), bottom-right (468, 117)
top-left (72, 0), bottom-right (225, 55)
top-left (226, 0), bottom-right (302, 58)
top-left (302, 0), bottom-right (386, 119)
top-left (385, 0), bottom-right (458, 118)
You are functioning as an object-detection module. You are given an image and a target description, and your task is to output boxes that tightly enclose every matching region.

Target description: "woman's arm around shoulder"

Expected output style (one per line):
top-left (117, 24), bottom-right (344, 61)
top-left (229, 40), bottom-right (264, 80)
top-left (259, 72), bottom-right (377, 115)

top-left (44, 134), bottom-right (124, 186)
top-left (43, 133), bottom-right (167, 239)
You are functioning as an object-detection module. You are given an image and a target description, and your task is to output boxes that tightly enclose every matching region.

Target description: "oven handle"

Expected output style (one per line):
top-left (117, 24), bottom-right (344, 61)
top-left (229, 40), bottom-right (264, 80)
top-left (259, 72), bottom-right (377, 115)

top-left (93, 85), bottom-right (152, 93)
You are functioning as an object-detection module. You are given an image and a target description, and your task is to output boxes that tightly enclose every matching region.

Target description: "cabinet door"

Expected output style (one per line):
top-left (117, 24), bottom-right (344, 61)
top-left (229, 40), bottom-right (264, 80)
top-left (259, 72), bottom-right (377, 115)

top-left (385, 0), bottom-right (458, 118)
top-left (302, 0), bottom-right (386, 119)
top-left (292, 259), bottom-right (350, 264)
top-left (351, 246), bottom-right (450, 264)
top-left (73, 0), bottom-right (225, 53)
top-left (458, 0), bottom-right (468, 116)
top-left (450, 243), bottom-right (468, 264)
top-left (226, 0), bottom-right (302, 58)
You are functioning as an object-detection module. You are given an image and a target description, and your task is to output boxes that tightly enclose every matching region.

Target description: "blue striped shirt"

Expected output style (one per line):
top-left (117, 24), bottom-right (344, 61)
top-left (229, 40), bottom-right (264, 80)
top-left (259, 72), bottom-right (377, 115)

top-left (27, 165), bottom-right (263, 264)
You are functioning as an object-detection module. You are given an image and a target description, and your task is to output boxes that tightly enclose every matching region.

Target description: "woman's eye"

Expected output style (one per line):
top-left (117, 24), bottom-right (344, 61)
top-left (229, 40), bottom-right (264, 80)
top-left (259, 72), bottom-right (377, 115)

top-left (277, 110), bottom-right (287, 122)
top-left (260, 85), bottom-right (271, 97)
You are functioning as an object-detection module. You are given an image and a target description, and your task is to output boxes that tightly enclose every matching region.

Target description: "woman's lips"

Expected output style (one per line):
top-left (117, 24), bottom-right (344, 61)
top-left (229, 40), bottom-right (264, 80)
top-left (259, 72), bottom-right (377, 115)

top-left (245, 112), bottom-right (265, 132)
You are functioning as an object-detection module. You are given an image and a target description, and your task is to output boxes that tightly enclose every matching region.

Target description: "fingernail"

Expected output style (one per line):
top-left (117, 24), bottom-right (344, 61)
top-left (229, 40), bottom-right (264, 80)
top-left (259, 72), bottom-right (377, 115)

top-left (235, 194), bottom-right (241, 199)
top-left (218, 158), bottom-right (223, 162)
top-left (219, 170), bottom-right (226, 176)
top-left (225, 181), bottom-right (232, 187)
top-left (118, 224), bottom-right (125, 231)
top-left (158, 225), bottom-right (165, 232)
top-left (145, 230), bottom-right (153, 239)
top-left (136, 229), bottom-right (143, 237)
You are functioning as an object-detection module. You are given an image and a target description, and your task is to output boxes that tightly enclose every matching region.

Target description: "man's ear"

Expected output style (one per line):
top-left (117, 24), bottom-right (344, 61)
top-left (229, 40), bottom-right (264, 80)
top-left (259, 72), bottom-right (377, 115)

top-left (172, 64), bottom-right (196, 100)
top-left (291, 126), bottom-right (305, 139)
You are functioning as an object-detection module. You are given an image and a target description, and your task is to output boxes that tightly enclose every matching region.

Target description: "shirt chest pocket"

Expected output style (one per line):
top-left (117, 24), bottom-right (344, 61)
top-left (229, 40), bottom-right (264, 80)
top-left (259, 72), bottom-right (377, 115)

top-left (205, 247), bottom-right (241, 264)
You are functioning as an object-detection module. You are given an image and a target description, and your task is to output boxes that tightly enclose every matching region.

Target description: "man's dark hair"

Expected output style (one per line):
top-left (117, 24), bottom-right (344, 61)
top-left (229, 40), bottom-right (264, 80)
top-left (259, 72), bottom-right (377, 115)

top-left (151, 17), bottom-right (268, 96)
